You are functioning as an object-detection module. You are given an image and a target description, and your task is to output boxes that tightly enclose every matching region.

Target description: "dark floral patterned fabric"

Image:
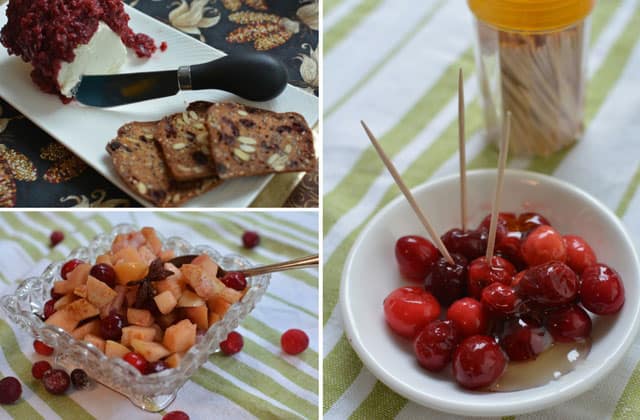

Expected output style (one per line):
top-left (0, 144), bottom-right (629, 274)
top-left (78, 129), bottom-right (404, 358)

top-left (0, 0), bottom-right (318, 207)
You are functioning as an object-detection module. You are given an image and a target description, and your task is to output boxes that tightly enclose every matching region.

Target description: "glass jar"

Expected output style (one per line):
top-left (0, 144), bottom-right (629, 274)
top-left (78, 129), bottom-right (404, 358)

top-left (468, 0), bottom-right (595, 157)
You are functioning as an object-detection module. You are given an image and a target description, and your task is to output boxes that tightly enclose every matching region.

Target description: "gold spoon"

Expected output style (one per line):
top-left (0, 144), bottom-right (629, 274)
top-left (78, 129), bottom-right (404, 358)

top-left (168, 254), bottom-right (319, 278)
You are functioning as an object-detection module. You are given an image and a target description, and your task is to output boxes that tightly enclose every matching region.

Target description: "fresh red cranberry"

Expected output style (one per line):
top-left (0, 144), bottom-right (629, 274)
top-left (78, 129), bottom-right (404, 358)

top-left (394, 235), bottom-right (439, 282)
top-left (43, 299), bottom-right (56, 320)
top-left (0, 377), bottom-right (22, 404)
top-left (512, 270), bottom-right (526, 287)
top-left (467, 256), bottom-right (516, 299)
top-left (42, 369), bottom-right (70, 395)
top-left (146, 361), bottom-right (168, 375)
top-left (61, 259), bottom-right (83, 280)
top-left (452, 335), bottom-right (506, 389)
top-left (32, 360), bottom-right (52, 379)
top-left (518, 212), bottom-right (551, 232)
top-left (447, 297), bottom-right (488, 337)
top-left (33, 340), bottom-right (54, 356)
top-left (383, 287), bottom-right (441, 339)
top-left (580, 264), bottom-right (625, 315)
top-left (242, 231), bottom-right (260, 249)
top-left (563, 235), bottom-right (597, 275)
top-left (70, 369), bottom-right (90, 389)
top-left (424, 253), bottom-right (467, 306)
top-left (160, 41), bottom-right (168, 52)
top-left (500, 318), bottom-right (550, 361)
top-left (163, 411), bottom-right (190, 420)
top-left (517, 262), bottom-right (578, 307)
top-left (441, 228), bottom-right (487, 261)
top-left (478, 212), bottom-right (518, 241)
top-left (123, 352), bottom-right (149, 374)
top-left (100, 313), bottom-right (124, 341)
top-left (50, 230), bottom-right (64, 247)
top-left (89, 263), bottom-right (116, 288)
top-left (545, 305), bottom-right (592, 342)
top-left (221, 272), bottom-right (247, 291)
top-left (521, 225), bottom-right (566, 266)
top-left (413, 320), bottom-right (460, 372)
top-left (481, 283), bottom-right (521, 316)
top-left (281, 329), bottom-right (309, 355)
top-left (220, 331), bottom-right (244, 355)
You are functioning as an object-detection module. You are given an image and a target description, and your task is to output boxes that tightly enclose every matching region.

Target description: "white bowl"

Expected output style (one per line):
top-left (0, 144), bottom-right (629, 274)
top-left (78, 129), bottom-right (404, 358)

top-left (341, 169), bottom-right (640, 417)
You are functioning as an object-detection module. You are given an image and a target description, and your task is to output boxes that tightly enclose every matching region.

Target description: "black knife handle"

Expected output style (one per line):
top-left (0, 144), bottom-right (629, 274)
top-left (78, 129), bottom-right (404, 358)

top-left (189, 53), bottom-right (288, 102)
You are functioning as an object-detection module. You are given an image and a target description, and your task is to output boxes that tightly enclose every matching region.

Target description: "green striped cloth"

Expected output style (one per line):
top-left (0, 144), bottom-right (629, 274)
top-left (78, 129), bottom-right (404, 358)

top-left (0, 212), bottom-right (318, 419)
top-left (323, 0), bottom-right (640, 418)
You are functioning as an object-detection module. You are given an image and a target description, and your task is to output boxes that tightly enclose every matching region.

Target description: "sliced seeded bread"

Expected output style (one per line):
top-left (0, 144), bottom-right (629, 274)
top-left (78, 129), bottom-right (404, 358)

top-left (206, 102), bottom-right (316, 179)
top-left (106, 121), bottom-right (221, 207)
top-left (156, 101), bottom-right (217, 181)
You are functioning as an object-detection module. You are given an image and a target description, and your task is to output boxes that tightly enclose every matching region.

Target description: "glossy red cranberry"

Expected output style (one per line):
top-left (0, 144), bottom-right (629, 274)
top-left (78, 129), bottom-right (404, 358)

top-left (163, 411), bottom-right (190, 420)
top-left (441, 228), bottom-right (487, 261)
top-left (447, 297), bottom-right (488, 337)
top-left (32, 360), bottom-right (52, 379)
top-left (424, 253), bottom-right (467, 306)
top-left (89, 263), bottom-right (116, 288)
top-left (517, 262), bottom-right (578, 307)
top-left (478, 212), bottom-right (518, 239)
top-left (521, 225), bottom-right (566, 266)
top-left (43, 299), bottom-right (56, 320)
top-left (394, 235), bottom-right (439, 282)
top-left (545, 305), bottom-right (592, 342)
top-left (580, 264), bottom-right (625, 315)
top-left (481, 283), bottom-right (521, 316)
top-left (221, 272), bottom-right (247, 291)
top-left (123, 352), bottom-right (149, 374)
top-left (281, 329), bottom-right (309, 355)
top-left (500, 318), bottom-right (550, 361)
top-left (0, 377), bottom-right (22, 404)
top-left (50, 230), bottom-right (64, 247)
top-left (146, 361), bottom-right (168, 375)
top-left (34, 340), bottom-right (54, 356)
top-left (518, 212), bottom-right (551, 232)
top-left (563, 235), bottom-right (597, 275)
top-left (467, 256), bottom-right (516, 299)
top-left (70, 369), bottom-right (90, 389)
top-left (42, 369), bottom-right (70, 395)
top-left (100, 313), bottom-right (124, 341)
top-left (242, 231), bottom-right (260, 249)
top-left (159, 41), bottom-right (168, 52)
top-left (61, 259), bottom-right (83, 280)
top-left (383, 287), bottom-right (441, 339)
top-left (220, 331), bottom-right (244, 355)
top-left (413, 320), bottom-right (460, 372)
top-left (452, 335), bottom-right (506, 389)
top-left (511, 270), bottom-right (526, 287)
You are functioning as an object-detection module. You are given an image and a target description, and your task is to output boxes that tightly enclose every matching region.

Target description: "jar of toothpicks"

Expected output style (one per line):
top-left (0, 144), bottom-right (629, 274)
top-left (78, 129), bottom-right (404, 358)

top-left (467, 0), bottom-right (595, 157)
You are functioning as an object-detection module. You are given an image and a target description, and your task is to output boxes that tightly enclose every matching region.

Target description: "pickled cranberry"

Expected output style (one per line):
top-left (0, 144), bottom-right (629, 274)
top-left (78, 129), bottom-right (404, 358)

top-left (394, 235), bottom-right (439, 282)
top-left (221, 272), bottom-right (247, 291)
top-left (478, 212), bottom-right (518, 241)
top-left (50, 231), bottom-right (64, 247)
top-left (70, 369), bottom-right (90, 389)
top-left (100, 313), bottom-right (124, 341)
top-left (521, 225), bottom-right (566, 266)
top-left (580, 264), bottom-right (625, 315)
top-left (242, 231), bottom-right (260, 249)
top-left (517, 262), bottom-right (578, 307)
top-left (518, 212), bottom-right (551, 232)
top-left (89, 263), bottom-right (116, 288)
top-left (563, 235), bottom-right (597, 275)
top-left (34, 340), bottom-right (54, 356)
top-left (220, 331), bottom-right (244, 355)
top-left (413, 320), bottom-right (460, 372)
top-left (467, 256), bottom-right (516, 299)
top-left (281, 329), bottom-right (309, 355)
top-left (500, 318), bottom-right (550, 361)
top-left (545, 305), bottom-right (592, 342)
top-left (61, 259), bottom-right (83, 280)
top-left (481, 283), bottom-right (521, 316)
top-left (146, 361), bottom-right (168, 375)
top-left (452, 335), bottom-right (506, 389)
top-left (383, 287), bottom-right (441, 339)
top-left (441, 228), bottom-right (487, 261)
top-left (0, 377), bottom-right (22, 404)
top-left (43, 299), bottom-right (56, 320)
top-left (512, 270), bottom-right (526, 287)
top-left (424, 253), bottom-right (467, 306)
top-left (42, 369), bottom-right (70, 395)
top-left (123, 352), bottom-right (148, 374)
top-left (31, 361), bottom-right (52, 379)
top-left (163, 411), bottom-right (190, 420)
top-left (446, 297), bottom-right (487, 337)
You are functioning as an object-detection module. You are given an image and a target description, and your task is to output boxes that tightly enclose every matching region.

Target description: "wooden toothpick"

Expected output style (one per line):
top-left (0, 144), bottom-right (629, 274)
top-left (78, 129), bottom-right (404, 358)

top-left (361, 121), bottom-right (454, 264)
top-left (458, 68), bottom-right (467, 231)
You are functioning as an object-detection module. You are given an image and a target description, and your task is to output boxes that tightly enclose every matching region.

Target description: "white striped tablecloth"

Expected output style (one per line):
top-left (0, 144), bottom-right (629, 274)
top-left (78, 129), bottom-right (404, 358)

top-left (0, 211), bottom-right (318, 419)
top-left (323, 0), bottom-right (640, 418)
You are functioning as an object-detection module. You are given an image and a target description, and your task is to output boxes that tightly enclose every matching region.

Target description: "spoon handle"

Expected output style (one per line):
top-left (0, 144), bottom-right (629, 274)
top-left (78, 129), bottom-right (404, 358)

top-left (237, 254), bottom-right (319, 277)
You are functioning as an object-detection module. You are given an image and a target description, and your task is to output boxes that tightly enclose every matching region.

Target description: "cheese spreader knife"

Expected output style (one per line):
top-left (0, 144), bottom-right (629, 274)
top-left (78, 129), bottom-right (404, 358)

top-left (72, 52), bottom-right (288, 107)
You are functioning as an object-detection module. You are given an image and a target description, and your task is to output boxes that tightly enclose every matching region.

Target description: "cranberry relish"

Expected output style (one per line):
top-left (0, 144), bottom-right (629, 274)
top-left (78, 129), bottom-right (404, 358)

top-left (0, 0), bottom-right (157, 102)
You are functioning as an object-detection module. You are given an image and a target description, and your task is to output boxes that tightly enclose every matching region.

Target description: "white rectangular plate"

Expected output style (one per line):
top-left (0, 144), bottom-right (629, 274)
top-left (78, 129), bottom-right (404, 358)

top-left (0, 4), bottom-right (318, 207)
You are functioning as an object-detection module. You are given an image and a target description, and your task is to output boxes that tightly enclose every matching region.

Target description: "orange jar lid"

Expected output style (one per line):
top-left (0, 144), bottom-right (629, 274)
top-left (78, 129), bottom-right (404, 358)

top-left (467, 0), bottom-right (595, 32)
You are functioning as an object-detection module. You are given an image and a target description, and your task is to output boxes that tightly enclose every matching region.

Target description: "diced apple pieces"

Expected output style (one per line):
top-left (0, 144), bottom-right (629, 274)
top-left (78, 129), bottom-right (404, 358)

top-left (163, 319), bottom-right (196, 353)
top-left (113, 246), bottom-right (143, 264)
top-left (177, 290), bottom-right (205, 308)
top-left (53, 293), bottom-right (76, 311)
top-left (208, 311), bottom-right (221, 328)
top-left (191, 254), bottom-right (219, 279)
top-left (151, 324), bottom-right (163, 342)
top-left (114, 262), bottom-right (148, 285)
top-left (131, 339), bottom-right (170, 363)
top-left (105, 340), bottom-right (131, 358)
top-left (84, 333), bottom-right (105, 353)
top-left (183, 306), bottom-right (208, 331)
top-left (154, 290), bottom-right (178, 315)
top-left (86, 276), bottom-right (118, 310)
top-left (181, 264), bottom-right (226, 300)
top-left (95, 254), bottom-right (112, 265)
top-left (208, 295), bottom-right (231, 317)
top-left (121, 326), bottom-right (156, 347)
top-left (219, 287), bottom-right (243, 304)
top-left (159, 249), bottom-right (175, 262)
top-left (53, 263), bottom-right (91, 295)
top-left (127, 308), bottom-right (154, 327)
top-left (141, 227), bottom-right (162, 256)
top-left (100, 285), bottom-right (126, 319)
top-left (111, 231), bottom-right (146, 254)
top-left (46, 299), bottom-right (99, 332)
top-left (71, 319), bottom-right (101, 340)
top-left (137, 245), bottom-right (157, 265)
top-left (155, 264), bottom-right (184, 301)
top-left (164, 352), bottom-right (184, 369)
top-left (74, 285), bottom-right (88, 299)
